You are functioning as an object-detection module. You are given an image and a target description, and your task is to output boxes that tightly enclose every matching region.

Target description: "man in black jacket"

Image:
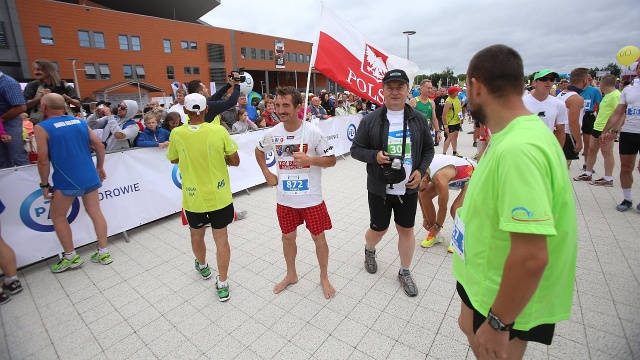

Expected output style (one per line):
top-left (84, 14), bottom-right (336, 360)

top-left (186, 72), bottom-right (241, 123)
top-left (350, 69), bottom-right (435, 297)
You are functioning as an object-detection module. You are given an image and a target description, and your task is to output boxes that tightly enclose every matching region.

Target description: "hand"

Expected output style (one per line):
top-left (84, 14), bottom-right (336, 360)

top-left (476, 321), bottom-right (509, 359)
top-left (292, 151), bottom-right (312, 167)
top-left (159, 141), bottom-right (169, 148)
top-left (436, 132), bottom-right (442, 143)
top-left (573, 138), bottom-right (583, 154)
top-left (0, 134), bottom-right (11, 143)
top-left (423, 218), bottom-right (432, 231)
top-left (42, 88), bottom-right (51, 96)
top-left (264, 171), bottom-right (278, 186)
top-left (428, 226), bottom-right (441, 237)
top-left (97, 168), bottom-right (107, 181)
top-left (229, 72), bottom-right (241, 85)
top-left (42, 187), bottom-right (53, 200)
top-left (377, 151), bottom-right (391, 165)
top-left (405, 170), bottom-right (422, 189)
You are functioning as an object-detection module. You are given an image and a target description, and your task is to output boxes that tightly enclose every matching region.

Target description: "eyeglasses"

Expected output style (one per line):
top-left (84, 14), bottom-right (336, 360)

top-left (536, 77), bottom-right (555, 82)
top-left (118, 104), bottom-right (127, 110)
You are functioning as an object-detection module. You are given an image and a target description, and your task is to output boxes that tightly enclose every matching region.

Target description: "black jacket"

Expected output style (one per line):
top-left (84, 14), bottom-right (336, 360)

top-left (350, 104), bottom-right (434, 197)
top-left (204, 83), bottom-right (241, 123)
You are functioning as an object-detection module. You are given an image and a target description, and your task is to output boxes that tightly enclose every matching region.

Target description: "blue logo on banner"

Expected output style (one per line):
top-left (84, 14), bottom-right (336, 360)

top-left (20, 189), bottom-right (80, 232)
top-left (172, 164), bottom-right (182, 189)
top-left (0, 199), bottom-right (5, 215)
top-left (347, 124), bottom-right (356, 141)
top-left (266, 150), bottom-right (276, 167)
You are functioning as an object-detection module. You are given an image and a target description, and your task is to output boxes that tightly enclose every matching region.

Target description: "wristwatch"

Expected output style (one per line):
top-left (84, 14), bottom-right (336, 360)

top-left (487, 308), bottom-right (514, 331)
top-left (433, 223), bottom-right (442, 230)
top-left (40, 183), bottom-right (51, 189)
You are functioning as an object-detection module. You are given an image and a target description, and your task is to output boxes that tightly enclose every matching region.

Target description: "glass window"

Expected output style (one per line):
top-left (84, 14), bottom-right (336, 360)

top-left (39, 26), bottom-right (54, 45)
top-left (131, 36), bottom-right (141, 51)
top-left (78, 30), bottom-right (90, 47)
top-left (84, 63), bottom-right (96, 80)
top-left (193, 67), bottom-right (200, 75)
top-left (269, 50), bottom-right (274, 60)
top-left (119, 35), bottom-right (129, 50)
top-left (94, 32), bottom-right (105, 48)
top-left (190, 41), bottom-right (197, 50)
top-left (167, 66), bottom-right (174, 80)
top-left (260, 49), bottom-right (266, 60)
top-left (51, 62), bottom-right (59, 73)
top-left (99, 64), bottom-right (110, 80)
top-left (123, 65), bottom-right (132, 79)
top-left (250, 48), bottom-right (256, 59)
top-left (184, 66), bottom-right (191, 75)
top-left (163, 39), bottom-right (171, 53)
top-left (285, 52), bottom-right (290, 62)
top-left (306, 55), bottom-right (310, 63)
top-left (241, 47), bottom-right (246, 59)
top-left (299, 54), bottom-right (304, 63)
top-left (0, 22), bottom-right (8, 48)
top-left (135, 65), bottom-right (145, 79)
top-left (181, 41), bottom-right (188, 49)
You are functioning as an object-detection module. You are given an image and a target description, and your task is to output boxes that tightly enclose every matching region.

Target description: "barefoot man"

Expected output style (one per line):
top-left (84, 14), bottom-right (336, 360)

top-left (255, 86), bottom-right (336, 299)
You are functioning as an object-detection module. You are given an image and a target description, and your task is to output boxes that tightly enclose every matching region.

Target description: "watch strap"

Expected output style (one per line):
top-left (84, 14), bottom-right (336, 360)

top-left (488, 308), bottom-right (514, 331)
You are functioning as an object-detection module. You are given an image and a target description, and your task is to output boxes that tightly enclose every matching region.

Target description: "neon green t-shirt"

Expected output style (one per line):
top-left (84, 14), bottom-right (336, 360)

top-left (445, 97), bottom-right (462, 125)
top-left (593, 90), bottom-right (621, 131)
top-left (165, 122), bottom-right (239, 212)
top-left (452, 114), bottom-right (577, 331)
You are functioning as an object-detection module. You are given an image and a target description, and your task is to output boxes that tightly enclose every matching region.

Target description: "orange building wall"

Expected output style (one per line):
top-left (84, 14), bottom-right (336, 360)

top-left (16, 0), bottom-right (328, 99)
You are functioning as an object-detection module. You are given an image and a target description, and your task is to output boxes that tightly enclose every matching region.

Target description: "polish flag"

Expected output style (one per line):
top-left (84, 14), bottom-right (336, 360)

top-left (311, 5), bottom-right (419, 105)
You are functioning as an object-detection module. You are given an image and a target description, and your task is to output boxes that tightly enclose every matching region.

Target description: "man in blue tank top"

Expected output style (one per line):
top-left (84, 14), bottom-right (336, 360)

top-left (34, 93), bottom-right (111, 273)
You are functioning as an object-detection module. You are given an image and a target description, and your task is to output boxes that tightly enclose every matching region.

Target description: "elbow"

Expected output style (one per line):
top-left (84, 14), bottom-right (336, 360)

top-left (521, 252), bottom-right (549, 277)
top-left (16, 105), bottom-right (27, 113)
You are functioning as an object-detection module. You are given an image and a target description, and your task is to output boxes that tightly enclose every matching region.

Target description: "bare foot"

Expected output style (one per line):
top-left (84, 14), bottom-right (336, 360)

top-left (321, 278), bottom-right (336, 299)
top-left (273, 274), bottom-right (298, 294)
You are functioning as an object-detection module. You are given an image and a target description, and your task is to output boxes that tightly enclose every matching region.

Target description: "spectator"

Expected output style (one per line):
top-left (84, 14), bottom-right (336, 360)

top-left (320, 93), bottom-right (335, 116)
top-left (231, 109), bottom-right (257, 133)
top-left (23, 60), bottom-right (80, 124)
top-left (168, 89), bottom-right (187, 124)
top-left (262, 98), bottom-right (281, 126)
top-left (308, 96), bottom-right (329, 119)
top-left (136, 112), bottom-right (170, 148)
top-left (237, 93), bottom-right (259, 121)
top-left (185, 77), bottom-right (241, 123)
top-left (255, 116), bottom-right (266, 128)
top-left (0, 70), bottom-right (28, 168)
top-left (219, 103), bottom-right (238, 130)
top-left (335, 99), bottom-right (349, 116)
top-left (91, 100), bottom-right (140, 151)
top-left (162, 111), bottom-right (182, 132)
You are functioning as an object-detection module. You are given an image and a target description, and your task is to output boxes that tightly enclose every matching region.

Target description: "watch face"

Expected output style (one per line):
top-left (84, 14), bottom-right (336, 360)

top-left (488, 316), bottom-right (501, 330)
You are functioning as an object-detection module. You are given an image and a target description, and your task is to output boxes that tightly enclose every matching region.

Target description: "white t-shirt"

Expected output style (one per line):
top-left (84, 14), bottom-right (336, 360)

top-left (386, 109), bottom-right (412, 195)
top-left (168, 103), bottom-right (186, 124)
top-left (522, 93), bottom-right (568, 132)
top-left (620, 85), bottom-right (640, 134)
top-left (257, 121), bottom-right (334, 208)
top-left (556, 91), bottom-right (585, 134)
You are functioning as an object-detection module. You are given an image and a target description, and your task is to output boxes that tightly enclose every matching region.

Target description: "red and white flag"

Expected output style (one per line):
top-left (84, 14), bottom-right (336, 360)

top-left (311, 5), bottom-right (419, 105)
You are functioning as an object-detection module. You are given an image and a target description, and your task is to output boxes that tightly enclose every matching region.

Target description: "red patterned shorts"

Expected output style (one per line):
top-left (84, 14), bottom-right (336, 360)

top-left (276, 201), bottom-right (332, 236)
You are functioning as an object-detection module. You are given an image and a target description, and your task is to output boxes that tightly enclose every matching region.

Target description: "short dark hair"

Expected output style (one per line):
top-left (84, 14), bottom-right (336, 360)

top-left (186, 80), bottom-right (204, 94)
top-left (569, 68), bottom-right (589, 85)
top-left (601, 74), bottom-right (616, 87)
top-left (467, 44), bottom-right (524, 98)
top-left (275, 86), bottom-right (303, 107)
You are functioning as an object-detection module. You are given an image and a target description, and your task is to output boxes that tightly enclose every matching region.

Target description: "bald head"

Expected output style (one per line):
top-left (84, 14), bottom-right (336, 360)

top-left (41, 93), bottom-right (66, 115)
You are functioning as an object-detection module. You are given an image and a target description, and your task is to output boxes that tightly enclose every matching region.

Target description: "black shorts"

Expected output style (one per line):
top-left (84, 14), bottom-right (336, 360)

top-left (619, 132), bottom-right (640, 155)
top-left (184, 203), bottom-right (235, 229)
top-left (591, 129), bottom-right (602, 139)
top-left (456, 282), bottom-right (556, 345)
top-left (368, 191), bottom-right (418, 230)
top-left (581, 113), bottom-right (596, 135)
top-left (562, 134), bottom-right (580, 160)
top-left (447, 124), bottom-right (461, 133)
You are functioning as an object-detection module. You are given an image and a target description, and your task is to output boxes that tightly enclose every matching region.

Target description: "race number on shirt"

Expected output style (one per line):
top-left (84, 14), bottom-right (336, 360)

top-left (281, 173), bottom-right (310, 195)
top-left (451, 215), bottom-right (466, 261)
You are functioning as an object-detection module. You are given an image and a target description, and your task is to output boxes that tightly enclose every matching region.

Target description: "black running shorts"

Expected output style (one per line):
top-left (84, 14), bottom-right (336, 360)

top-left (619, 132), bottom-right (640, 155)
top-left (184, 203), bottom-right (234, 229)
top-left (368, 191), bottom-right (418, 231)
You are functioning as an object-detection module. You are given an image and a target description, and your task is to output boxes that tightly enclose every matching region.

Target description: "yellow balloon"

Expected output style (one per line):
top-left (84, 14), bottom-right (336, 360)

top-left (617, 46), bottom-right (640, 66)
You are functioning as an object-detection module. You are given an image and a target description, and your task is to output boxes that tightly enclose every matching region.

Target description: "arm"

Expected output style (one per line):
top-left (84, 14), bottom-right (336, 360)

top-left (23, 82), bottom-right (42, 109)
top-left (554, 124), bottom-right (565, 147)
top-left (87, 125), bottom-right (106, 181)
top-left (63, 85), bottom-right (81, 108)
top-left (113, 122), bottom-right (139, 140)
top-left (350, 117), bottom-right (383, 164)
top-left (566, 97), bottom-right (583, 152)
top-left (135, 132), bottom-right (159, 147)
top-left (33, 125), bottom-right (53, 199)
top-left (225, 151), bottom-right (240, 167)
top-left (292, 153), bottom-right (336, 168)
top-left (408, 98), bottom-right (417, 108)
top-left (601, 103), bottom-right (626, 144)
top-left (210, 83), bottom-right (232, 101)
top-left (207, 84), bottom-right (241, 118)
top-left (442, 102), bottom-right (451, 128)
top-left (0, 104), bottom-right (27, 122)
top-left (255, 146), bottom-right (278, 186)
top-left (431, 101), bottom-right (442, 143)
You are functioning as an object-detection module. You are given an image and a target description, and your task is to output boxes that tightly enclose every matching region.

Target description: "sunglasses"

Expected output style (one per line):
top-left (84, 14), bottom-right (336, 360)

top-left (118, 104), bottom-right (127, 110)
top-left (537, 77), bottom-right (555, 82)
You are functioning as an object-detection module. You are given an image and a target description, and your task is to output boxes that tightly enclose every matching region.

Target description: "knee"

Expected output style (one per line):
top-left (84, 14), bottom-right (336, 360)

top-left (458, 313), bottom-right (473, 337)
top-left (282, 232), bottom-right (297, 244)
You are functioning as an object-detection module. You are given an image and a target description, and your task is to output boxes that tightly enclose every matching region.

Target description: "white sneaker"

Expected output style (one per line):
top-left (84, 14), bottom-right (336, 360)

top-left (234, 210), bottom-right (247, 221)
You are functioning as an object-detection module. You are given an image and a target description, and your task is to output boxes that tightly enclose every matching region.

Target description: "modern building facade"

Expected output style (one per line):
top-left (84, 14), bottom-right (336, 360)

top-left (3, 0), bottom-right (332, 106)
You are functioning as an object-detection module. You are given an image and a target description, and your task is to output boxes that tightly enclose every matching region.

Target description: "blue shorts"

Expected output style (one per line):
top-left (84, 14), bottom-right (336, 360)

top-left (57, 182), bottom-right (102, 197)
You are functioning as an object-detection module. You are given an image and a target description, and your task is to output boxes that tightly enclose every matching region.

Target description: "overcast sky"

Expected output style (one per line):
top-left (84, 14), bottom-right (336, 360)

top-left (202, 0), bottom-right (638, 77)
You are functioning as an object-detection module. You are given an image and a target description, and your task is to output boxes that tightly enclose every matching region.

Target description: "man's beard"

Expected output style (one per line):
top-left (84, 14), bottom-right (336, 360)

top-left (469, 102), bottom-right (487, 125)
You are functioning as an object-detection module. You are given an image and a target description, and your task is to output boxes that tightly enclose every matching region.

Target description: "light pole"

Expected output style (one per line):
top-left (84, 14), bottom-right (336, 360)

top-left (65, 58), bottom-right (80, 98)
top-left (402, 31), bottom-right (416, 60)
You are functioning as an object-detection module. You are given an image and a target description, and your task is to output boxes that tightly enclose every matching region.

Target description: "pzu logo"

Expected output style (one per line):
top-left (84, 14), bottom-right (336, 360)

top-left (20, 189), bottom-right (80, 232)
top-left (265, 151), bottom-right (276, 167)
top-left (172, 164), bottom-right (182, 189)
top-left (347, 124), bottom-right (357, 141)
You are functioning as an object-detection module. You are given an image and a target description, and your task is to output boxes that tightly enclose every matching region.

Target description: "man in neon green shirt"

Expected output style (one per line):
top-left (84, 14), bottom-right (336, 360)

top-left (453, 45), bottom-right (577, 359)
top-left (166, 93), bottom-right (240, 302)
top-left (442, 86), bottom-right (463, 156)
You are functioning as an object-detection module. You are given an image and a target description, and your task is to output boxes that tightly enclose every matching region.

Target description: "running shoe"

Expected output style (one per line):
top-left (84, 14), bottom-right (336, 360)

top-left (364, 247), bottom-right (377, 274)
top-left (0, 292), bottom-right (9, 305)
top-left (471, 154), bottom-right (479, 161)
top-left (2, 280), bottom-right (23, 295)
top-left (421, 233), bottom-right (442, 248)
top-left (50, 255), bottom-right (83, 273)
top-left (234, 210), bottom-right (248, 221)
top-left (590, 178), bottom-right (613, 187)
top-left (90, 252), bottom-right (113, 265)
top-left (472, 141), bottom-right (477, 147)
top-left (447, 245), bottom-right (454, 253)
top-left (397, 270), bottom-right (418, 297)
top-left (194, 259), bottom-right (212, 280)
top-left (573, 174), bottom-right (592, 182)
top-left (453, 152), bottom-right (462, 158)
top-left (616, 200), bottom-right (633, 212)
top-left (216, 276), bottom-right (230, 302)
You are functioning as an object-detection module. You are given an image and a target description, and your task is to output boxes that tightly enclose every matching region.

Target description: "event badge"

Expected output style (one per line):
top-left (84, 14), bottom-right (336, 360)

top-left (583, 99), bottom-right (591, 111)
top-left (451, 214), bottom-right (465, 261)
top-left (457, 111), bottom-right (464, 120)
top-left (282, 173), bottom-right (310, 195)
top-left (627, 105), bottom-right (640, 119)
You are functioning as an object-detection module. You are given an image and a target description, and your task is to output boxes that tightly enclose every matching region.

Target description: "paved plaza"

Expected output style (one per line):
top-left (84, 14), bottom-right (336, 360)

top-left (0, 129), bottom-right (639, 360)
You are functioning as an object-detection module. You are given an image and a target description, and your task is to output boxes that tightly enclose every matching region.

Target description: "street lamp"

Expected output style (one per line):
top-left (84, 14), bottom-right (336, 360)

top-left (65, 58), bottom-right (80, 98)
top-left (402, 31), bottom-right (416, 60)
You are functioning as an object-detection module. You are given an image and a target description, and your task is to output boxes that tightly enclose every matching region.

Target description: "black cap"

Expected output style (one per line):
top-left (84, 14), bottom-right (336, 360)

top-left (96, 100), bottom-right (111, 107)
top-left (382, 69), bottom-right (409, 85)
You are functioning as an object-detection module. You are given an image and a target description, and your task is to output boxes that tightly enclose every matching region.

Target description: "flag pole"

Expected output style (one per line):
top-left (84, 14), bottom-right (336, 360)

top-left (301, 1), bottom-right (324, 148)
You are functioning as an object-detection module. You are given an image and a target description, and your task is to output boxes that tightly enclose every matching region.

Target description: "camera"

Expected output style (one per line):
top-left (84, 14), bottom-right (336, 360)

top-left (229, 68), bottom-right (246, 82)
top-left (390, 156), bottom-right (403, 170)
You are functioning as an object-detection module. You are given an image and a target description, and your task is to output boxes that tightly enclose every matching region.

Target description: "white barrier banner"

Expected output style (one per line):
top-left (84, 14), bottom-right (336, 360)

top-left (0, 115), bottom-right (362, 268)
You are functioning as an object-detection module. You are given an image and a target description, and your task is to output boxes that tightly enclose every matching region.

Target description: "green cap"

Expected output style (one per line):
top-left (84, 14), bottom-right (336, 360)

top-left (533, 69), bottom-right (559, 80)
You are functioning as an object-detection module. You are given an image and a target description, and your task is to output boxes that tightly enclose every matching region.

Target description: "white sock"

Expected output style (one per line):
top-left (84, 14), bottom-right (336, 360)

top-left (218, 279), bottom-right (228, 288)
top-left (199, 262), bottom-right (208, 270)
top-left (4, 276), bottom-right (18, 284)
top-left (604, 176), bottom-right (613, 181)
top-left (64, 251), bottom-right (76, 260)
top-left (584, 171), bottom-right (592, 176)
top-left (399, 267), bottom-right (410, 274)
top-left (622, 188), bottom-right (632, 202)
top-left (98, 248), bottom-right (109, 256)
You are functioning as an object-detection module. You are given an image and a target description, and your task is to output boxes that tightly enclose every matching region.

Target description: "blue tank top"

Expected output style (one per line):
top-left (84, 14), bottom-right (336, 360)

top-left (38, 115), bottom-right (100, 190)
top-left (580, 86), bottom-right (603, 113)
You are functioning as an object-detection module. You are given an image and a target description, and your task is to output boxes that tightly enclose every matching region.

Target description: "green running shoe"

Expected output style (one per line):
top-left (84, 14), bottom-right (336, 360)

top-left (216, 276), bottom-right (229, 302)
top-left (51, 255), bottom-right (83, 273)
top-left (90, 252), bottom-right (113, 265)
top-left (194, 259), bottom-right (212, 280)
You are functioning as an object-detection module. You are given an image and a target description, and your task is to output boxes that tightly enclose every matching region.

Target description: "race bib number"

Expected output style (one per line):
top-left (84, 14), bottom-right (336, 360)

top-left (451, 215), bottom-right (465, 260)
top-left (627, 105), bottom-right (640, 118)
top-left (458, 111), bottom-right (464, 120)
top-left (583, 99), bottom-right (591, 111)
top-left (282, 173), bottom-right (310, 195)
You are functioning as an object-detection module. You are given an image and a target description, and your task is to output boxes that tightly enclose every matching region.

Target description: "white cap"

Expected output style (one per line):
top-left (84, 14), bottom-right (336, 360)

top-left (184, 93), bottom-right (207, 115)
